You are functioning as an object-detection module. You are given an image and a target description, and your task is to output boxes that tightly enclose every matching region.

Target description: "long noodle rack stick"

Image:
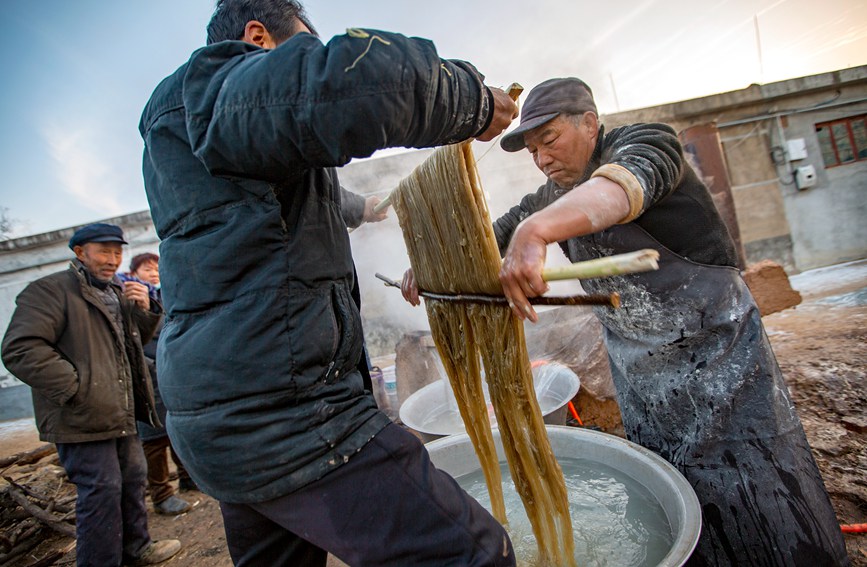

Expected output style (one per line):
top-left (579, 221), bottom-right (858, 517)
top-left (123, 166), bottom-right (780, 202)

top-left (374, 273), bottom-right (620, 307)
top-left (392, 142), bottom-right (577, 567)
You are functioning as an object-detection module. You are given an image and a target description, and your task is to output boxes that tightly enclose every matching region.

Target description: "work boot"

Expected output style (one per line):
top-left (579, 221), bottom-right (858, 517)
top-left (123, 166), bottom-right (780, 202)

top-left (154, 495), bottom-right (191, 515)
top-left (130, 540), bottom-right (182, 565)
top-left (178, 477), bottom-right (199, 492)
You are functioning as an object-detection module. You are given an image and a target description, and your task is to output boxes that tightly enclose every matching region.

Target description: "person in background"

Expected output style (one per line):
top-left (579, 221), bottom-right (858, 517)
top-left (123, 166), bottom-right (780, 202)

top-left (2, 223), bottom-right (181, 567)
top-left (119, 253), bottom-right (196, 516)
top-left (340, 188), bottom-right (389, 229)
top-left (340, 188), bottom-right (389, 398)
top-left (138, 0), bottom-right (518, 565)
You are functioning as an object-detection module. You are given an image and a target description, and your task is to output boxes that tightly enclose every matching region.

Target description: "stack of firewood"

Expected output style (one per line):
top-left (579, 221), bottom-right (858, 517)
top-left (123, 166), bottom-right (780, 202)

top-left (0, 445), bottom-right (75, 567)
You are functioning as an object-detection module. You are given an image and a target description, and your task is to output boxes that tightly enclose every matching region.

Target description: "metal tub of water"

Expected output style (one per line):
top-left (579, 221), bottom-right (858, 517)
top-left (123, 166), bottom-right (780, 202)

top-left (426, 425), bottom-right (701, 566)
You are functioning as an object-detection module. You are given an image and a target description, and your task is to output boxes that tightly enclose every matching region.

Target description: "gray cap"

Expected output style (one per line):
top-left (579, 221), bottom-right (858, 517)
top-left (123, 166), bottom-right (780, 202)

top-left (500, 78), bottom-right (597, 152)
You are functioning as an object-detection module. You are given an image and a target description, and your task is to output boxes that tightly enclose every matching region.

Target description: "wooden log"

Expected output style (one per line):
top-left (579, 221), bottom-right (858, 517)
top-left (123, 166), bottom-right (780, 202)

top-left (7, 518), bottom-right (39, 547)
top-left (4, 484), bottom-right (75, 539)
top-left (0, 445), bottom-right (56, 470)
top-left (2, 480), bottom-right (73, 515)
top-left (0, 530), bottom-right (41, 567)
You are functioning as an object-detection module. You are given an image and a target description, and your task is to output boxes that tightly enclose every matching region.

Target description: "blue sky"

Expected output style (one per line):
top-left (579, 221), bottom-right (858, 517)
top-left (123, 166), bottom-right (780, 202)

top-left (1, 0), bottom-right (865, 238)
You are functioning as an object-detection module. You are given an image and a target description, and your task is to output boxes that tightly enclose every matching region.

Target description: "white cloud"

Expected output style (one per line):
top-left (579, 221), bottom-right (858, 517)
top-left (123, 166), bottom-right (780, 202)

top-left (42, 120), bottom-right (130, 218)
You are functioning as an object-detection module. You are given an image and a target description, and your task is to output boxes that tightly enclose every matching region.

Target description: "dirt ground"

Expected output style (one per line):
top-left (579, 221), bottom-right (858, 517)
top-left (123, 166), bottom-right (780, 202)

top-left (0, 260), bottom-right (864, 567)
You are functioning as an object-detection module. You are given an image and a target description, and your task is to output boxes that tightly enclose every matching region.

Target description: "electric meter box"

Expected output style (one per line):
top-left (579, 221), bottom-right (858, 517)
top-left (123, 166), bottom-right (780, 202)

top-left (795, 165), bottom-right (817, 190)
top-left (786, 138), bottom-right (808, 161)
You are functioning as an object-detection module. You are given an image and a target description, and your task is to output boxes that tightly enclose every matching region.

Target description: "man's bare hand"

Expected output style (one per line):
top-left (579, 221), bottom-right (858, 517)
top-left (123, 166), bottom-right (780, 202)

top-left (475, 87), bottom-right (518, 142)
top-left (401, 268), bottom-right (421, 306)
top-left (363, 196), bottom-right (389, 223)
top-left (499, 220), bottom-right (550, 323)
top-left (123, 281), bottom-right (150, 311)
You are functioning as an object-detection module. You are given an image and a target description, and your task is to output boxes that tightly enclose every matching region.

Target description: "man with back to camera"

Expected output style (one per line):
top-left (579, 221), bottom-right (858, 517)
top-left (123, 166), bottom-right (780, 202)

top-left (138, 0), bottom-right (518, 565)
top-left (484, 77), bottom-right (849, 565)
top-left (2, 223), bottom-right (181, 566)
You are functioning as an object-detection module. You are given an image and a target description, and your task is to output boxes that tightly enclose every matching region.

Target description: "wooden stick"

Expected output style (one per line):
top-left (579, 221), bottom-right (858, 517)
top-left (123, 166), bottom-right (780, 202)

top-left (371, 82), bottom-right (524, 216)
top-left (4, 484), bottom-right (75, 539)
top-left (374, 273), bottom-right (620, 308)
top-left (542, 249), bottom-right (660, 281)
top-left (0, 528), bottom-right (41, 567)
top-left (419, 289), bottom-right (619, 307)
top-left (0, 445), bottom-right (55, 470)
top-left (22, 541), bottom-right (76, 567)
top-left (4, 480), bottom-right (73, 514)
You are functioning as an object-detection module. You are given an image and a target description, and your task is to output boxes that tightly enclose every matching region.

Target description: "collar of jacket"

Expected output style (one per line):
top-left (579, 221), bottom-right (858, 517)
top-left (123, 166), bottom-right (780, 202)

top-left (578, 124), bottom-right (606, 187)
top-left (70, 259), bottom-right (122, 292)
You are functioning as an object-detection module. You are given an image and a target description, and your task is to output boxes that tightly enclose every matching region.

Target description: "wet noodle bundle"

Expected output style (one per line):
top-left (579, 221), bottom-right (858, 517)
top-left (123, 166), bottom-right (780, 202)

top-left (392, 142), bottom-right (576, 566)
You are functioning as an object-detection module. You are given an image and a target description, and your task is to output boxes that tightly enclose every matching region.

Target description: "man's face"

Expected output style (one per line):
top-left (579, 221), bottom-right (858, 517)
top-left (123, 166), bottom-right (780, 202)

top-left (132, 260), bottom-right (160, 286)
top-left (524, 113), bottom-right (598, 188)
top-left (74, 242), bottom-right (123, 281)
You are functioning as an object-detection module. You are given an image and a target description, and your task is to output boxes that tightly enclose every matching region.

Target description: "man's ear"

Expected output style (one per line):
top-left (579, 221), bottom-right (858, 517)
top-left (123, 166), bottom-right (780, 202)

top-left (583, 112), bottom-right (599, 141)
top-left (242, 20), bottom-right (277, 49)
top-left (582, 111), bottom-right (598, 132)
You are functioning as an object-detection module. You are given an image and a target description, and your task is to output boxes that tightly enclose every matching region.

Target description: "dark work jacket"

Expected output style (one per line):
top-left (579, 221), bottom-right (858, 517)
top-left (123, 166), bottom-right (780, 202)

top-left (139, 30), bottom-right (492, 503)
top-left (2, 262), bottom-right (162, 443)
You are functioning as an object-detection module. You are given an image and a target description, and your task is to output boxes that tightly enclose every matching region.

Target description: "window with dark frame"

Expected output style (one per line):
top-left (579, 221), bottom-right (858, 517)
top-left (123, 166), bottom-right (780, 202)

top-left (816, 114), bottom-right (867, 168)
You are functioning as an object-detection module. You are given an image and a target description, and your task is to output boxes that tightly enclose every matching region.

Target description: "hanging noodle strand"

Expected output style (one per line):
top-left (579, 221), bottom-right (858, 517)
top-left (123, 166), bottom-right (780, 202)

top-left (392, 142), bottom-right (576, 567)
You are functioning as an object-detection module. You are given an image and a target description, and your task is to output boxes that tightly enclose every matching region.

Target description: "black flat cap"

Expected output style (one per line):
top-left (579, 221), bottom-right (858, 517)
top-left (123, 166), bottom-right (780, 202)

top-left (69, 223), bottom-right (128, 249)
top-left (500, 77), bottom-right (597, 152)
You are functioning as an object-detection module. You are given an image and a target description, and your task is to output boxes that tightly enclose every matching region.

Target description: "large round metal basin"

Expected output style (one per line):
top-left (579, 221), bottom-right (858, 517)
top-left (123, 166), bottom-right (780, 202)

top-left (426, 425), bottom-right (701, 566)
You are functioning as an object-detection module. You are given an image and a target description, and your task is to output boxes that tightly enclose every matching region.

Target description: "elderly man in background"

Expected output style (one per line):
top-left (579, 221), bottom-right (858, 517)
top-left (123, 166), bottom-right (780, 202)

top-left (494, 78), bottom-right (849, 565)
top-left (2, 223), bottom-right (181, 567)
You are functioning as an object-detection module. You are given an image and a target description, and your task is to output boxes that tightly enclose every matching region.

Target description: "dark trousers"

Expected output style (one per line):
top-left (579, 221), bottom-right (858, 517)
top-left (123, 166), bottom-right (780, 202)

top-left (220, 423), bottom-right (514, 567)
top-left (142, 435), bottom-right (190, 504)
top-left (56, 435), bottom-right (151, 567)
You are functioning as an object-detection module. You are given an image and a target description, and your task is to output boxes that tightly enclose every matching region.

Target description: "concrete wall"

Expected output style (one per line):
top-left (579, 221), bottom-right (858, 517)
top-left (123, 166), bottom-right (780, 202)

top-left (603, 65), bottom-right (867, 272)
top-left (779, 105), bottom-right (867, 270)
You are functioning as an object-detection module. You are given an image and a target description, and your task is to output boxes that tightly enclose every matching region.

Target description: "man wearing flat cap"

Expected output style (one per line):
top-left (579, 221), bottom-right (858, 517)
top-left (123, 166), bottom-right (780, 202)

top-left (494, 78), bottom-right (849, 565)
top-left (2, 223), bottom-right (182, 566)
top-left (400, 77), bottom-right (847, 564)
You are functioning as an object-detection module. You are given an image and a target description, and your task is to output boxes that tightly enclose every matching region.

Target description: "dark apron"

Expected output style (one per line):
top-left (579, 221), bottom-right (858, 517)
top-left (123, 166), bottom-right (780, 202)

top-left (565, 223), bottom-right (849, 566)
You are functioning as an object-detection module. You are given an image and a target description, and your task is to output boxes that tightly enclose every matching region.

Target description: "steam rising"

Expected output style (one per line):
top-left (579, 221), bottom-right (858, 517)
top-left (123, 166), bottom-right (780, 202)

top-left (344, 140), bottom-right (582, 357)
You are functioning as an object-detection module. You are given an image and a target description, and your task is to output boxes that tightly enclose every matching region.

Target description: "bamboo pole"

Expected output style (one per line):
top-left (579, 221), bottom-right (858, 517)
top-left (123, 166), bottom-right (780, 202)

top-left (542, 248), bottom-right (659, 281)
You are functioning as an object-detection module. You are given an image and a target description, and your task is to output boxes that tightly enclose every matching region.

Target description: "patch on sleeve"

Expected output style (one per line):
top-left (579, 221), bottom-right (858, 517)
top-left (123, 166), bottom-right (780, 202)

top-left (591, 163), bottom-right (644, 223)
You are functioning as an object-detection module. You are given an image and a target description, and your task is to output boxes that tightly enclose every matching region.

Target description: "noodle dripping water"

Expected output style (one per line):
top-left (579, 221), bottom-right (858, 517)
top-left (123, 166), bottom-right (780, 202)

top-left (392, 142), bottom-right (576, 566)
